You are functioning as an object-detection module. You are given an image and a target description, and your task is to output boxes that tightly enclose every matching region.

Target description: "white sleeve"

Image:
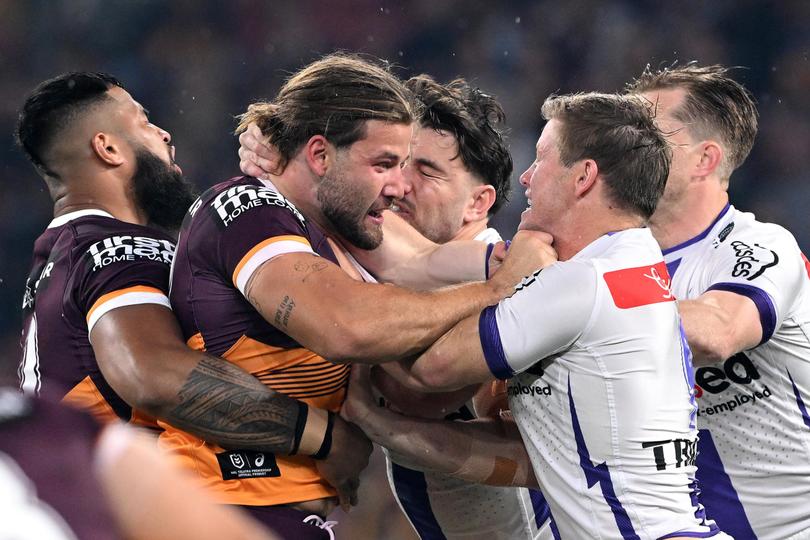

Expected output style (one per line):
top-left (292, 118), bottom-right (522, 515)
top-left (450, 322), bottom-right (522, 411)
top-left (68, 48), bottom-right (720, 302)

top-left (703, 225), bottom-right (805, 343)
top-left (478, 261), bottom-right (597, 378)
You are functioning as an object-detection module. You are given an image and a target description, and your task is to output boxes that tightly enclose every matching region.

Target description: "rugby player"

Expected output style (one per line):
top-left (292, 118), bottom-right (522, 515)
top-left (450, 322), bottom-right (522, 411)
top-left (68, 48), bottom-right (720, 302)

top-left (242, 73), bottom-right (553, 539)
top-left (628, 64), bottom-right (810, 540)
top-left (358, 92), bottom-right (729, 539)
top-left (165, 53), bottom-right (554, 537)
top-left (0, 386), bottom-right (279, 540)
top-left (14, 72), bottom-right (377, 534)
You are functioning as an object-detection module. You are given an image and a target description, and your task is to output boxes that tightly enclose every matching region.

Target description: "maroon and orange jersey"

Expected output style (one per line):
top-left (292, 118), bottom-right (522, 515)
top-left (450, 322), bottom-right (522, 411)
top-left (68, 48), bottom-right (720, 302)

top-left (165, 176), bottom-right (349, 506)
top-left (19, 209), bottom-right (175, 426)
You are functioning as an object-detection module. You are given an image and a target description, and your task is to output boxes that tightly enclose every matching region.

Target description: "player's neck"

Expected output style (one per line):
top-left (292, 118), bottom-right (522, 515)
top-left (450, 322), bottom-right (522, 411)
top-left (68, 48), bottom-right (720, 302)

top-left (649, 185), bottom-right (729, 251)
top-left (267, 163), bottom-right (333, 233)
top-left (452, 220), bottom-right (489, 242)
top-left (52, 174), bottom-right (147, 226)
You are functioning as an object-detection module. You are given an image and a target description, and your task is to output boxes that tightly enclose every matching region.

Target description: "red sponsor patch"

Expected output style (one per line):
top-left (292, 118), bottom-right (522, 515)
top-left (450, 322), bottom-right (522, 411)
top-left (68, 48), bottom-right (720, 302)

top-left (802, 253), bottom-right (810, 280)
top-left (603, 261), bottom-right (675, 309)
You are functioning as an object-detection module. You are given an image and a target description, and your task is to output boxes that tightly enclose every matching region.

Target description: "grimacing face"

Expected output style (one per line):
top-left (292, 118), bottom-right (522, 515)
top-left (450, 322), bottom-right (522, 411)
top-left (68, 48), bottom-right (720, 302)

top-left (395, 126), bottom-right (483, 243)
top-left (317, 120), bottom-right (413, 250)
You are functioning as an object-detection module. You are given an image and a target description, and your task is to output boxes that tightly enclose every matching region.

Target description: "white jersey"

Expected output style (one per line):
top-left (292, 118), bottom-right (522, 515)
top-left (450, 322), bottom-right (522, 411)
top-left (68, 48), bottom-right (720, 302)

top-left (663, 204), bottom-right (810, 540)
top-left (480, 228), bottom-right (725, 539)
top-left (384, 227), bottom-right (553, 540)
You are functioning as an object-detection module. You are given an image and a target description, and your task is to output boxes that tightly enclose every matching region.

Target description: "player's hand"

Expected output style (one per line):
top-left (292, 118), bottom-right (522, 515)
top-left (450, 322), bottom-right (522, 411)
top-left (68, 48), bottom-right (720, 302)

top-left (315, 414), bottom-right (372, 511)
top-left (488, 230), bottom-right (557, 296)
top-left (238, 122), bottom-right (282, 178)
top-left (341, 365), bottom-right (377, 428)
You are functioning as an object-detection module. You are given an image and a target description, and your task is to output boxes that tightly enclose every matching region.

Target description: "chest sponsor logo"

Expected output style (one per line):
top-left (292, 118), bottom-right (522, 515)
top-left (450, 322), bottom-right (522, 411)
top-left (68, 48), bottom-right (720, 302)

top-left (730, 240), bottom-right (778, 280)
top-left (216, 450), bottom-right (280, 480)
top-left (508, 381), bottom-right (551, 397)
top-left (694, 353), bottom-right (774, 416)
top-left (87, 236), bottom-right (175, 271)
top-left (603, 261), bottom-right (675, 309)
top-left (211, 185), bottom-right (305, 227)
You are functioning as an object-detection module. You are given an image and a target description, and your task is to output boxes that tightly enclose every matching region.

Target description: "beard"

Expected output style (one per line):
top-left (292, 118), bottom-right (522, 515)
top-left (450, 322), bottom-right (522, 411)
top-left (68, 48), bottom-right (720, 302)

top-left (131, 148), bottom-right (197, 232)
top-left (317, 168), bottom-right (383, 250)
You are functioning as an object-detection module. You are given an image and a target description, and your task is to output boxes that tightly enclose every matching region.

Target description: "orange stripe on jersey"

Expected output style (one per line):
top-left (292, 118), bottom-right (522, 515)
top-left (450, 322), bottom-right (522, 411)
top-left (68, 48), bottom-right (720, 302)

top-left (62, 375), bottom-right (119, 424)
top-left (86, 285), bottom-right (165, 323)
top-left (231, 235), bottom-right (311, 287)
top-left (186, 332), bottom-right (206, 351)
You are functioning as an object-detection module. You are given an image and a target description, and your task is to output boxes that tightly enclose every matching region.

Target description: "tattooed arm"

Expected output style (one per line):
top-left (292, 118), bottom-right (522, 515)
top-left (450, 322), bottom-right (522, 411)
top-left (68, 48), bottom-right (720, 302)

top-left (243, 230), bottom-right (556, 364)
top-left (91, 303), bottom-right (372, 507)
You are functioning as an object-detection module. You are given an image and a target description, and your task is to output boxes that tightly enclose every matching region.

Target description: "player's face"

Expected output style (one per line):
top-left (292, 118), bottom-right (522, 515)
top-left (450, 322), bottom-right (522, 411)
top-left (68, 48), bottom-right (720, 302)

top-left (318, 120), bottom-right (412, 249)
top-left (395, 127), bottom-right (483, 243)
top-left (641, 88), bottom-right (702, 210)
top-left (107, 86), bottom-right (182, 175)
top-left (518, 120), bottom-right (572, 234)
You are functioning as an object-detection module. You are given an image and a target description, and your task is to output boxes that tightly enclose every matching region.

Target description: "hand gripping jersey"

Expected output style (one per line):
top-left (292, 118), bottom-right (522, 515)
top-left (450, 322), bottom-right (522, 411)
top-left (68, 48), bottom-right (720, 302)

top-left (480, 228), bottom-right (725, 540)
top-left (19, 209), bottom-right (174, 425)
top-left (384, 227), bottom-right (554, 540)
top-left (165, 176), bottom-right (348, 507)
top-left (663, 204), bottom-right (810, 540)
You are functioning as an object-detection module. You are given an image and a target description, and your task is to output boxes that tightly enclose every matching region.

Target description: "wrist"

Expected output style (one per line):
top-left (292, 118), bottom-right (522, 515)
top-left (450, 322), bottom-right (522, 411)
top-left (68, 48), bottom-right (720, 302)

top-left (295, 405), bottom-right (333, 458)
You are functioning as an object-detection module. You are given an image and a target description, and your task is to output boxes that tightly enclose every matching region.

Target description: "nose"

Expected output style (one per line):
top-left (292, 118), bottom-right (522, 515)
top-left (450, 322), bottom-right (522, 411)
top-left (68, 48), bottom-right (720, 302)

top-left (382, 166), bottom-right (410, 200)
top-left (519, 165), bottom-right (533, 188)
top-left (155, 124), bottom-right (172, 145)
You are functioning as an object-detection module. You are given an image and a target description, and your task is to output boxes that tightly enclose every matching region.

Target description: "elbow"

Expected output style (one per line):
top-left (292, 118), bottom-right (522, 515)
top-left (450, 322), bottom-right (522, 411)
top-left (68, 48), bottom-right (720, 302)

top-left (409, 356), bottom-right (458, 393)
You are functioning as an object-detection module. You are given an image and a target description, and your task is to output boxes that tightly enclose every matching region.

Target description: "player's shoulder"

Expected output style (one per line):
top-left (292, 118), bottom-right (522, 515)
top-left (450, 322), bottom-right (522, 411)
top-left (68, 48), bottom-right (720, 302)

top-left (723, 207), bottom-right (800, 250)
top-left (194, 175), bottom-right (307, 230)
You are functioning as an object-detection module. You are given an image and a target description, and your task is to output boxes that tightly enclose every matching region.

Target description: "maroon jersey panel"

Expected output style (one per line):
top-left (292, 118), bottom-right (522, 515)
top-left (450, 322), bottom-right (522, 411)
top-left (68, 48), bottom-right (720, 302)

top-left (19, 212), bottom-right (174, 422)
top-left (0, 387), bottom-right (120, 539)
top-left (171, 176), bottom-right (338, 356)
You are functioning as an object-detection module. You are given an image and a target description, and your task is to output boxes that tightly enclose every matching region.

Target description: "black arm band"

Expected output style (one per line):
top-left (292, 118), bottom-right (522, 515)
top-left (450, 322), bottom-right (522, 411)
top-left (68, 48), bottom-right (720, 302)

top-left (310, 410), bottom-right (335, 460)
top-left (290, 402), bottom-right (309, 455)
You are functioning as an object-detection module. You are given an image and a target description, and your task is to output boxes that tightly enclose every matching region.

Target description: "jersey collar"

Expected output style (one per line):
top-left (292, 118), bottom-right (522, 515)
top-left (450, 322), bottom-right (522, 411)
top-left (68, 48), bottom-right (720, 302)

top-left (47, 209), bottom-right (115, 229)
top-left (661, 203), bottom-right (732, 256)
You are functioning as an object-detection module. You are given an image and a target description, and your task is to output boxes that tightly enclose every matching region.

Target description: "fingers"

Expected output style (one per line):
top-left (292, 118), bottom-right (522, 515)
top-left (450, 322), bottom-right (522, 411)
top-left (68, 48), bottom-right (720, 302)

top-left (337, 478), bottom-right (360, 512)
top-left (237, 123), bottom-right (281, 177)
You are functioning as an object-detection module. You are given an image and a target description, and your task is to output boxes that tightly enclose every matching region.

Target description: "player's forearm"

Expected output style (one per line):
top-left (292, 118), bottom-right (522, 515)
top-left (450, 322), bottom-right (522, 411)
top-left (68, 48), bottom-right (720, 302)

top-left (353, 406), bottom-right (535, 488)
top-left (160, 355), bottom-right (319, 455)
top-left (678, 297), bottom-right (760, 366)
top-left (339, 281), bottom-right (501, 363)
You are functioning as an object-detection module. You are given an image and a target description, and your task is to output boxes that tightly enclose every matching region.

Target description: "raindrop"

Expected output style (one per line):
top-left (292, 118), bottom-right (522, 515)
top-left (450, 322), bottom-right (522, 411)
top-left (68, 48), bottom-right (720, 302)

top-left (515, 17), bottom-right (521, 23)
top-left (367, 35), bottom-right (375, 43)
top-left (398, 51), bottom-right (404, 57)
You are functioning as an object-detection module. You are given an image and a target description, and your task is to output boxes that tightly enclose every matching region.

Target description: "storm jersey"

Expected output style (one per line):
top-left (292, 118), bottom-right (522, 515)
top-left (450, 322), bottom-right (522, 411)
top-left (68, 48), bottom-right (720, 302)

top-left (480, 228), bottom-right (724, 539)
top-left (384, 227), bottom-right (554, 540)
top-left (664, 204), bottom-right (810, 540)
top-left (164, 176), bottom-right (347, 507)
top-left (19, 210), bottom-right (174, 424)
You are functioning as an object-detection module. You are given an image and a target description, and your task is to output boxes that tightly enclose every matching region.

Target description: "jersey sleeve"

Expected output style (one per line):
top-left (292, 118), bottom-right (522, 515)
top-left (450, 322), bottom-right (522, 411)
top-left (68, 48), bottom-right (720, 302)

top-left (205, 185), bottom-right (317, 296)
top-left (702, 225), bottom-right (805, 344)
top-left (478, 261), bottom-right (597, 379)
top-left (73, 233), bottom-right (175, 334)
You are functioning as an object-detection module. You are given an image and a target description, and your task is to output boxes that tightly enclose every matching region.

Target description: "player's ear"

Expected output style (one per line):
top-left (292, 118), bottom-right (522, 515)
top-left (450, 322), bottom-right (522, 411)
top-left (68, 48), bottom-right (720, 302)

top-left (304, 135), bottom-right (331, 176)
top-left (574, 159), bottom-right (598, 198)
top-left (695, 140), bottom-right (723, 178)
top-left (463, 184), bottom-right (496, 224)
top-left (92, 132), bottom-right (125, 167)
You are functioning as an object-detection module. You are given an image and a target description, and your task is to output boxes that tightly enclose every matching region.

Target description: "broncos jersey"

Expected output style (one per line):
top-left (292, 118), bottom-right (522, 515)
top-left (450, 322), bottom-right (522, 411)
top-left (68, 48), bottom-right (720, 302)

top-left (19, 209), bottom-right (174, 425)
top-left (164, 176), bottom-right (347, 507)
top-left (664, 204), bottom-right (810, 540)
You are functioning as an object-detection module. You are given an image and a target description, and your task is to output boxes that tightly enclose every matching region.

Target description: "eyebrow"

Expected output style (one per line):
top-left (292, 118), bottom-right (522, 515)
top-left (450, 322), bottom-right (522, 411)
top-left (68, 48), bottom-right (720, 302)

top-left (373, 151), bottom-right (401, 162)
top-left (414, 157), bottom-right (447, 174)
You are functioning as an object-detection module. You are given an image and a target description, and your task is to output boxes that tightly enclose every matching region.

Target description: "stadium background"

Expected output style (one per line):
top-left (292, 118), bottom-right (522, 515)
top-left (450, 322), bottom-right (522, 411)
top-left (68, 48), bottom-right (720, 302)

top-left (0, 1), bottom-right (807, 538)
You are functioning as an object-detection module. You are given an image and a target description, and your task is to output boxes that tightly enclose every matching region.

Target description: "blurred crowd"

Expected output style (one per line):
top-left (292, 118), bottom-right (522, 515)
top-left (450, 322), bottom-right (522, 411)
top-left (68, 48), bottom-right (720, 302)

top-left (1, 1), bottom-right (808, 538)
